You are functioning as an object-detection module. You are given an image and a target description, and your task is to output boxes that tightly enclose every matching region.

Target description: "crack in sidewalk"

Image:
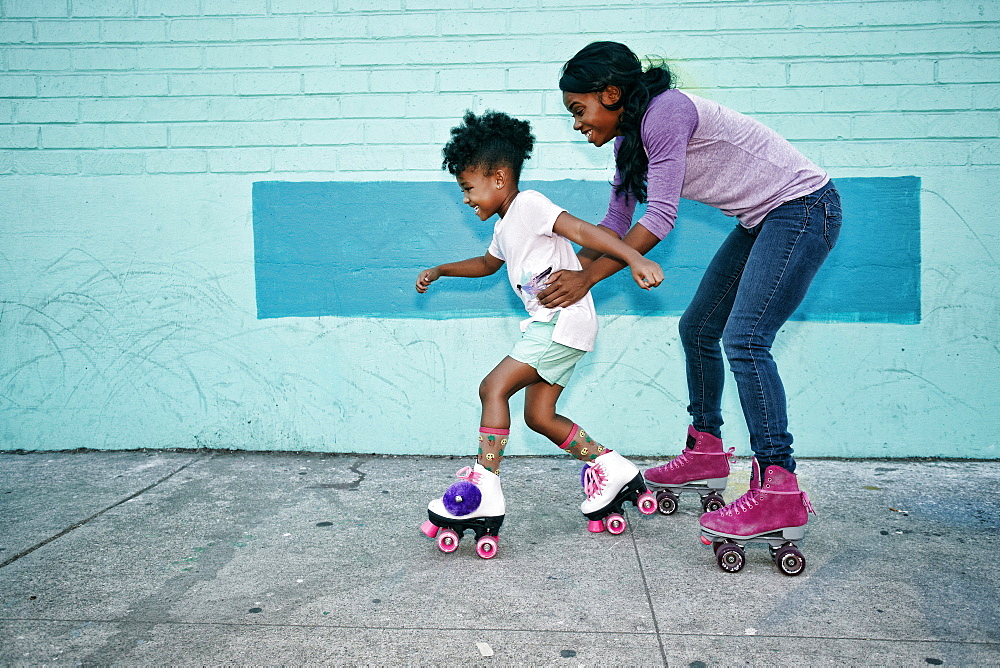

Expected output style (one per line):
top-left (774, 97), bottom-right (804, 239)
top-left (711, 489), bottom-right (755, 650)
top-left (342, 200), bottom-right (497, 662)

top-left (0, 455), bottom-right (205, 570)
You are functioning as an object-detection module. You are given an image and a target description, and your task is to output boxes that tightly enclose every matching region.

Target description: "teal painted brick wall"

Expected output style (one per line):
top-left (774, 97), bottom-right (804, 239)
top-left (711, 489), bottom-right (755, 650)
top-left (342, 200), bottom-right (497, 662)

top-left (1, 1), bottom-right (997, 458)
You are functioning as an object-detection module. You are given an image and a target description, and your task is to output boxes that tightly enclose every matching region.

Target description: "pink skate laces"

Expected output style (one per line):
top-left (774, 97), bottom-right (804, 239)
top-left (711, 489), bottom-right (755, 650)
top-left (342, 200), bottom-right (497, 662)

top-left (723, 488), bottom-right (762, 516)
top-left (581, 462), bottom-right (608, 500)
top-left (455, 466), bottom-right (482, 485)
top-left (765, 488), bottom-right (817, 516)
top-left (651, 445), bottom-right (735, 474)
top-left (801, 490), bottom-right (816, 515)
top-left (719, 487), bottom-right (817, 517)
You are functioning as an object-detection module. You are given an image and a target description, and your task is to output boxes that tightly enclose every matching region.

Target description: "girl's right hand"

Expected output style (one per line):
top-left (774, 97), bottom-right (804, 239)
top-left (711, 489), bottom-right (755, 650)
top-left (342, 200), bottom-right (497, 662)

top-left (415, 267), bottom-right (441, 293)
top-left (630, 257), bottom-right (663, 290)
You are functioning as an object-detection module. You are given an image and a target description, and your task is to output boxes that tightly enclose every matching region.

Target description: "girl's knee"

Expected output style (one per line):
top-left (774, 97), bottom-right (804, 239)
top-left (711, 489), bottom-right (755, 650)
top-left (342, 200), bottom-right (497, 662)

top-left (523, 407), bottom-right (551, 435)
top-left (479, 376), bottom-right (501, 405)
top-left (524, 411), bottom-right (551, 434)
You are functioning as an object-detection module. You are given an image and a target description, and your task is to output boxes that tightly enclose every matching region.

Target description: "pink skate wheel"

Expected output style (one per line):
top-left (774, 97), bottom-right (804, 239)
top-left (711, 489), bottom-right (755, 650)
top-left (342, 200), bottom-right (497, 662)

top-left (605, 514), bottom-right (627, 535)
top-left (436, 528), bottom-right (459, 553)
top-left (420, 520), bottom-right (440, 539)
top-left (637, 491), bottom-right (657, 515)
top-left (475, 535), bottom-right (499, 559)
top-left (587, 519), bottom-right (605, 533)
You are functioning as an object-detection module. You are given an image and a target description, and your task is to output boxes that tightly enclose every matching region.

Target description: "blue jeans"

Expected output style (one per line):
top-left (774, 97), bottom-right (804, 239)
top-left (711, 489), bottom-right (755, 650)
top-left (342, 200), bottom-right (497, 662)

top-left (678, 181), bottom-right (842, 473)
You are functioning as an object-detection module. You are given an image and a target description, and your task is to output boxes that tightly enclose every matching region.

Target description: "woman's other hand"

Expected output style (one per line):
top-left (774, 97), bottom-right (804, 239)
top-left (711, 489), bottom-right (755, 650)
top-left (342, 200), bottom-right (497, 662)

top-left (536, 268), bottom-right (594, 308)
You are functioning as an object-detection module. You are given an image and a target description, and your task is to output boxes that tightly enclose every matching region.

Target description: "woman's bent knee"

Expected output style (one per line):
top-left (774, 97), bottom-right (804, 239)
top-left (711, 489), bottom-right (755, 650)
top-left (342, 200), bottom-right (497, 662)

top-left (679, 311), bottom-right (721, 352)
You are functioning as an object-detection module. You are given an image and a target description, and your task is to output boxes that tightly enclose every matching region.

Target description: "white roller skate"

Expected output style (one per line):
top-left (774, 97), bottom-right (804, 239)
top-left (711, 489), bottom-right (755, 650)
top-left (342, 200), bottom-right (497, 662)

top-left (420, 464), bottom-right (505, 559)
top-left (580, 451), bottom-right (657, 534)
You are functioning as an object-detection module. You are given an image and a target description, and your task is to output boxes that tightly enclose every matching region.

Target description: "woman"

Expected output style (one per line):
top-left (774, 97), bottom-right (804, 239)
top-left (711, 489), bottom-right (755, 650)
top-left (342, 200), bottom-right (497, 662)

top-left (541, 41), bottom-right (839, 556)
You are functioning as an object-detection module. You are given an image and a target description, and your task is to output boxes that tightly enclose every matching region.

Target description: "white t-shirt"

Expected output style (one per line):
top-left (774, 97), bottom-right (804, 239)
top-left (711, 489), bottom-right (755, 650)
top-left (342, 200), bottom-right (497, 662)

top-left (487, 190), bottom-right (598, 352)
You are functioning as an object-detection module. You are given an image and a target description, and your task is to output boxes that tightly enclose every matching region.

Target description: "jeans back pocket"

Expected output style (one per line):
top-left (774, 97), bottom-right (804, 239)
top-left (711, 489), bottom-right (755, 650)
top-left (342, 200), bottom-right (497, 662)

top-left (821, 189), bottom-right (843, 251)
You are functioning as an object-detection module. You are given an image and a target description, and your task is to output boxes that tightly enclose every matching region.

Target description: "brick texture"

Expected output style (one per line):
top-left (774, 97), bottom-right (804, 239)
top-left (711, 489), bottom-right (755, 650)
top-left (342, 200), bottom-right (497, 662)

top-left (0, 1), bottom-right (996, 175)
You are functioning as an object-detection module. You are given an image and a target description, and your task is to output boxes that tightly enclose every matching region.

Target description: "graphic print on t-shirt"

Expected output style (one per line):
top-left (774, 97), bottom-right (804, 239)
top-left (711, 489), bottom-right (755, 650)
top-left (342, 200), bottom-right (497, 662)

top-left (516, 266), bottom-right (552, 299)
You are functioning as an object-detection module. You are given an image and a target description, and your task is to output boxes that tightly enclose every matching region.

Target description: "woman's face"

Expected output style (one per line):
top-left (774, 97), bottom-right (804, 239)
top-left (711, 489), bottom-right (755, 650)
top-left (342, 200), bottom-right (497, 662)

top-left (562, 86), bottom-right (623, 148)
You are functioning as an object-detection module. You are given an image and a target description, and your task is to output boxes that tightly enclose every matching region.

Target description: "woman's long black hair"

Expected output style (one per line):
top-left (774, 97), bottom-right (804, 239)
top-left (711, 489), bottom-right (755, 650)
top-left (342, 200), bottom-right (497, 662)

top-left (559, 41), bottom-right (674, 204)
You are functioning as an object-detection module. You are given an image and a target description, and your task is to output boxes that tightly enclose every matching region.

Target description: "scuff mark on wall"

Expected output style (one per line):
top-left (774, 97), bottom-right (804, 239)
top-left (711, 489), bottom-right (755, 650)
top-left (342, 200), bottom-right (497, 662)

top-left (1, 248), bottom-right (343, 450)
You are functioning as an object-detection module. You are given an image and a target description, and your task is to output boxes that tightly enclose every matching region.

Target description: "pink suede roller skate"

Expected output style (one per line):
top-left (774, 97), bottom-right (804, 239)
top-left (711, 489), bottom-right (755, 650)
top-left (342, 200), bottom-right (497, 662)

top-left (420, 464), bottom-right (505, 559)
top-left (699, 458), bottom-right (816, 576)
top-left (580, 451), bottom-right (657, 534)
top-left (644, 426), bottom-right (735, 515)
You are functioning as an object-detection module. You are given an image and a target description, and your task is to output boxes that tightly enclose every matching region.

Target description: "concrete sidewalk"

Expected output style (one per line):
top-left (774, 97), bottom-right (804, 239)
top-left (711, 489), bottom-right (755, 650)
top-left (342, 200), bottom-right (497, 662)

top-left (1, 451), bottom-right (998, 666)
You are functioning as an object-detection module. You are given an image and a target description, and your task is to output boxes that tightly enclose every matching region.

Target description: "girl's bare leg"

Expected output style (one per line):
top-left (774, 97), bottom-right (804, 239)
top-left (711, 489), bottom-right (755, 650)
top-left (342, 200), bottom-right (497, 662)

top-left (477, 357), bottom-right (543, 473)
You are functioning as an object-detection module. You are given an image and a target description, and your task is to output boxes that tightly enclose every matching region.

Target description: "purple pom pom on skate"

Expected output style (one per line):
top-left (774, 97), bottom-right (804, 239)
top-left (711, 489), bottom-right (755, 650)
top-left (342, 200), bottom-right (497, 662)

top-left (443, 481), bottom-right (481, 516)
top-left (580, 464), bottom-right (591, 487)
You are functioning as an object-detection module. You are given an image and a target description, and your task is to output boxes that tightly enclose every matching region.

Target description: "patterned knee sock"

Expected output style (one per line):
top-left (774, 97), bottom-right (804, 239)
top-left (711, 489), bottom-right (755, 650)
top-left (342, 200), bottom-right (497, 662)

top-left (558, 423), bottom-right (610, 462)
top-left (477, 427), bottom-right (509, 475)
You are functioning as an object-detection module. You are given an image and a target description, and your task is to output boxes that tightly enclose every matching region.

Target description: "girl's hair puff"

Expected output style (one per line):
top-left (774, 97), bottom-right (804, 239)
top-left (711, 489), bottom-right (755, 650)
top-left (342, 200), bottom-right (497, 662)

top-left (559, 41), bottom-right (674, 204)
top-left (442, 110), bottom-right (534, 182)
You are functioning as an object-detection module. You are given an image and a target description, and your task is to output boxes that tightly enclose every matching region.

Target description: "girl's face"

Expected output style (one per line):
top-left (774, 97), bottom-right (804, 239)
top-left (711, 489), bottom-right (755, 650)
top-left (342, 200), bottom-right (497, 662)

top-left (456, 166), bottom-right (514, 220)
top-left (562, 87), bottom-right (624, 148)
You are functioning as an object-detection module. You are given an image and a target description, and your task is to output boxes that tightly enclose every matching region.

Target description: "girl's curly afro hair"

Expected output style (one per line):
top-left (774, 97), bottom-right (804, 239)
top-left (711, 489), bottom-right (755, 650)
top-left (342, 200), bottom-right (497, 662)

top-left (442, 110), bottom-right (534, 182)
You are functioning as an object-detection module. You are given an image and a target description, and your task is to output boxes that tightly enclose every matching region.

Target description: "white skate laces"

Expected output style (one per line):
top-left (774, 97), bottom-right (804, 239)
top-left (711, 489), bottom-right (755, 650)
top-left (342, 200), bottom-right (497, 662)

top-left (582, 462), bottom-right (608, 500)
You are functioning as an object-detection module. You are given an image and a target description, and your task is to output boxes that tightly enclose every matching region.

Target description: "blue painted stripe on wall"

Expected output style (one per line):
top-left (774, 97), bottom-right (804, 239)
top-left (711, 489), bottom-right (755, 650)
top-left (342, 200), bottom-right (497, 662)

top-left (252, 176), bottom-right (920, 324)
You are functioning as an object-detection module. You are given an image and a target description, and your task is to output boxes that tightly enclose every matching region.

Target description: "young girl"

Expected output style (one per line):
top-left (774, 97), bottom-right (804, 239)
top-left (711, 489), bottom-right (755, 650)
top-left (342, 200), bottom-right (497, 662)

top-left (416, 110), bottom-right (664, 558)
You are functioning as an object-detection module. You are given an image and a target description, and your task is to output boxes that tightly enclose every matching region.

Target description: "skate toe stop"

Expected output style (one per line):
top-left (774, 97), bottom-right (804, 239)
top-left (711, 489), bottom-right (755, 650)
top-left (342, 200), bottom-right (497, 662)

top-left (420, 520), bottom-right (440, 538)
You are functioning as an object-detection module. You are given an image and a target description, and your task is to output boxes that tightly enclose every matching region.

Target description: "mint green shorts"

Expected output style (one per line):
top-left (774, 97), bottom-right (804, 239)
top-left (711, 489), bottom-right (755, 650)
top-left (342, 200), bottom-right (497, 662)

top-left (509, 319), bottom-right (586, 387)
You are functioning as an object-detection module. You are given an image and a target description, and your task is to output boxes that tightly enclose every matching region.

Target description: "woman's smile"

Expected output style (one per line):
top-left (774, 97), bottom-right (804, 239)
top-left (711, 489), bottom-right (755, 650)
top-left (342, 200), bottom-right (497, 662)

top-left (562, 88), bottom-right (623, 148)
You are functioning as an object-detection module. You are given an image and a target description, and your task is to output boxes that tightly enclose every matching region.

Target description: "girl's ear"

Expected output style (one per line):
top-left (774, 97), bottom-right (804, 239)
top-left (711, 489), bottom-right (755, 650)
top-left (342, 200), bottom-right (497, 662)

top-left (493, 168), bottom-right (506, 189)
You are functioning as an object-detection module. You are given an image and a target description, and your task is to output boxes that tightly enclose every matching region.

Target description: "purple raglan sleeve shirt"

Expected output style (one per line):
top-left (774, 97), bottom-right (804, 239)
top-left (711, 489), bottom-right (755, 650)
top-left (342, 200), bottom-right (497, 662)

top-left (599, 91), bottom-right (698, 240)
top-left (599, 89), bottom-right (828, 240)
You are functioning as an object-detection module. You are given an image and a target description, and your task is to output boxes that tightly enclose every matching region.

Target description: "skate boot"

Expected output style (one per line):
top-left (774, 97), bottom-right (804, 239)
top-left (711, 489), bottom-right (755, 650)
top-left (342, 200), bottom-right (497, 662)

top-left (644, 426), bottom-right (735, 515)
top-left (699, 458), bottom-right (816, 576)
top-left (580, 451), bottom-right (656, 534)
top-left (420, 464), bottom-right (505, 559)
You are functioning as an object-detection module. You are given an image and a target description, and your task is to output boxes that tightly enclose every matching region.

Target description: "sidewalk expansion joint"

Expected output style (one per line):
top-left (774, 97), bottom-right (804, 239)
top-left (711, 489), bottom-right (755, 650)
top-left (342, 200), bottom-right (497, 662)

top-left (1, 617), bottom-right (999, 648)
top-left (628, 521), bottom-right (668, 666)
top-left (0, 455), bottom-right (206, 570)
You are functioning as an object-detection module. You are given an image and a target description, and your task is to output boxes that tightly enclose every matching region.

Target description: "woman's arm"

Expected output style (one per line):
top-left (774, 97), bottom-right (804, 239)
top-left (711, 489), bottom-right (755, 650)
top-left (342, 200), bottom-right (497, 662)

top-left (416, 252), bottom-right (504, 293)
top-left (537, 223), bottom-right (661, 307)
top-left (540, 92), bottom-right (696, 308)
top-left (552, 212), bottom-right (662, 290)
